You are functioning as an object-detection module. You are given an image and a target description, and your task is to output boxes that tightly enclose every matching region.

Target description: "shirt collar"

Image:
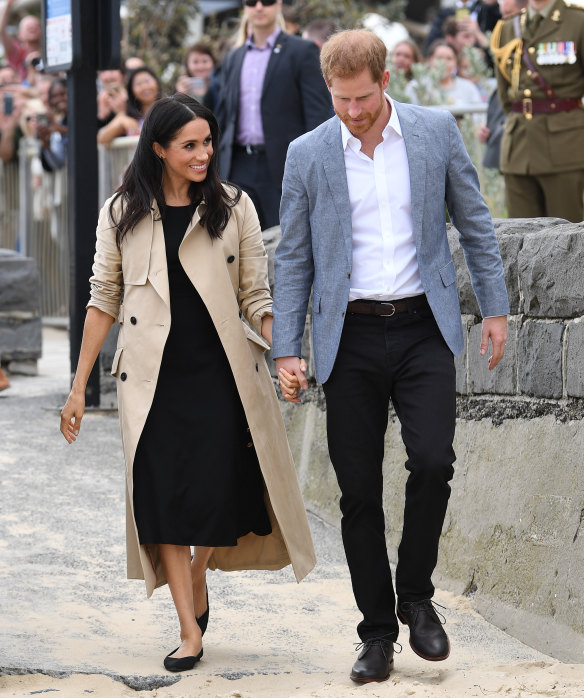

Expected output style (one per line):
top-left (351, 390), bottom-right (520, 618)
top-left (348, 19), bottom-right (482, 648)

top-left (340, 93), bottom-right (401, 151)
top-left (246, 26), bottom-right (281, 50)
top-left (527, 2), bottom-right (554, 21)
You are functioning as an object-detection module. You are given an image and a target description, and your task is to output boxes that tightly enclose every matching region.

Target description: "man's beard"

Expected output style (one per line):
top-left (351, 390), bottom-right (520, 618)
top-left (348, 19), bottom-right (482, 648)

top-left (335, 95), bottom-right (385, 137)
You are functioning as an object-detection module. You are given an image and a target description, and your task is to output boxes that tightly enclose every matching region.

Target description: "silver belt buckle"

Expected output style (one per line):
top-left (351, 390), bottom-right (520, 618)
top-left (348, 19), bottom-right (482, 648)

top-left (245, 144), bottom-right (253, 155)
top-left (379, 301), bottom-right (395, 317)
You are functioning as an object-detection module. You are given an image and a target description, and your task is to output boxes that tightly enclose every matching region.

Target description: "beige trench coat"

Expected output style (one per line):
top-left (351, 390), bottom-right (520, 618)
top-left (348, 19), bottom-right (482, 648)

top-left (87, 189), bottom-right (315, 597)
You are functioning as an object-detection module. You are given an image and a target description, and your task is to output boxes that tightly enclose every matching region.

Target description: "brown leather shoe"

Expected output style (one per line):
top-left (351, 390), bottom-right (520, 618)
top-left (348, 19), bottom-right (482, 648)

top-left (350, 637), bottom-right (394, 683)
top-left (397, 599), bottom-right (450, 661)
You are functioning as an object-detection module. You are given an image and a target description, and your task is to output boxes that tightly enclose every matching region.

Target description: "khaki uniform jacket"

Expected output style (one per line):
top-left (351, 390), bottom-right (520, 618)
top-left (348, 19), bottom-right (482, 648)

top-left (493, 0), bottom-right (584, 175)
top-left (87, 189), bottom-right (316, 597)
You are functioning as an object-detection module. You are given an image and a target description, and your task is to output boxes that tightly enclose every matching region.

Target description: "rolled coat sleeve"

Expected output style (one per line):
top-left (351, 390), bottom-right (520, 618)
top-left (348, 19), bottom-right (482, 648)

top-left (236, 193), bottom-right (272, 333)
top-left (86, 199), bottom-right (123, 319)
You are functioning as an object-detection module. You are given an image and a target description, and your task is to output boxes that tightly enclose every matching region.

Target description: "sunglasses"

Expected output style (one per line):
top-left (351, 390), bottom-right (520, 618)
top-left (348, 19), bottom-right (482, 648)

top-left (244, 0), bottom-right (277, 6)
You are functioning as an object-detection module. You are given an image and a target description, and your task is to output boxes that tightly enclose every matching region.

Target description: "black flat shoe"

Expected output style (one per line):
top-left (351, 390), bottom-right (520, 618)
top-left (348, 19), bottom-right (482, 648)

top-left (163, 646), bottom-right (203, 672)
top-left (196, 584), bottom-right (209, 636)
top-left (397, 599), bottom-right (450, 661)
top-left (350, 637), bottom-right (394, 683)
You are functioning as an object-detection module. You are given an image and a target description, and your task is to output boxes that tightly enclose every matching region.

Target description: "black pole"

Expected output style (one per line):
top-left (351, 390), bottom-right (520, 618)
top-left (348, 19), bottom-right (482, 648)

top-left (68, 0), bottom-right (99, 405)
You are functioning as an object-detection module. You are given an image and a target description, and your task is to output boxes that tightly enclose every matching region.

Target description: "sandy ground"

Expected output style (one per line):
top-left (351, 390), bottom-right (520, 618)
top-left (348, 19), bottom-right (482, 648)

top-left (1, 328), bottom-right (583, 697)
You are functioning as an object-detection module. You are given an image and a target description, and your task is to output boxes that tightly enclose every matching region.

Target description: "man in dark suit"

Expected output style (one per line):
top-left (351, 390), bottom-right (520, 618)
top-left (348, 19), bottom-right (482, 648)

top-left (216, 0), bottom-right (331, 229)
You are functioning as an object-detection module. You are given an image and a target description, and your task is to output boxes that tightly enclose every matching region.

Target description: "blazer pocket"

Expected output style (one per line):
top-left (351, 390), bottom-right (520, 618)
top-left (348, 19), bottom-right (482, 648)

top-left (111, 347), bottom-right (124, 376)
top-left (313, 290), bottom-right (321, 314)
top-left (242, 322), bottom-right (270, 352)
top-left (439, 260), bottom-right (457, 287)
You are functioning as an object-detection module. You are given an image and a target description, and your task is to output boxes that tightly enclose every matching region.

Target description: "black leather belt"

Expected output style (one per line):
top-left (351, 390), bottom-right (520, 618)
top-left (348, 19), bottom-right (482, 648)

top-left (347, 295), bottom-right (429, 317)
top-left (234, 144), bottom-right (266, 155)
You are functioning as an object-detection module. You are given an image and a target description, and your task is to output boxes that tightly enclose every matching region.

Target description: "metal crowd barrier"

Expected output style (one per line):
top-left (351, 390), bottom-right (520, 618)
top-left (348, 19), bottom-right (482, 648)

top-left (0, 136), bottom-right (138, 319)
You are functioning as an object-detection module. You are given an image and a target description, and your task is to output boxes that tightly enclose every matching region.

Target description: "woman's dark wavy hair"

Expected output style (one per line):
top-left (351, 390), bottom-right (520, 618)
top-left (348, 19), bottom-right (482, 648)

top-left (110, 93), bottom-right (241, 247)
top-left (125, 66), bottom-right (162, 120)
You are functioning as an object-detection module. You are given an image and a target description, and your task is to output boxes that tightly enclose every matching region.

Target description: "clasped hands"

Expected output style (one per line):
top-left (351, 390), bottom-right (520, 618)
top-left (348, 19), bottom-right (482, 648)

top-left (276, 357), bottom-right (308, 403)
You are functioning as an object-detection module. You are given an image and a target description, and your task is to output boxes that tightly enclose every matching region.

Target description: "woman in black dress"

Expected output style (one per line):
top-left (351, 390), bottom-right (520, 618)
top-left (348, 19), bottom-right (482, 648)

top-left (60, 95), bottom-right (313, 672)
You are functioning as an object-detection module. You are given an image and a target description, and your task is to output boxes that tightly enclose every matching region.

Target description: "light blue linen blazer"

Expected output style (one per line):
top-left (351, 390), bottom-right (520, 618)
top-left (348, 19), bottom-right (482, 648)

top-left (273, 101), bottom-right (510, 384)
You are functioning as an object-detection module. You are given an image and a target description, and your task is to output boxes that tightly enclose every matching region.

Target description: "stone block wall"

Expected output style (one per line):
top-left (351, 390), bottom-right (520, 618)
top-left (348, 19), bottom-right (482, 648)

top-left (450, 219), bottom-right (584, 401)
top-left (0, 249), bottom-right (42, 374)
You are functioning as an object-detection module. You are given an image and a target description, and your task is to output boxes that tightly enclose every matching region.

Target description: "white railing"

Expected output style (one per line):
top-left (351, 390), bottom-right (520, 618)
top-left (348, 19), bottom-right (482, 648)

top-left (0, 136), bottom-right (139, 318)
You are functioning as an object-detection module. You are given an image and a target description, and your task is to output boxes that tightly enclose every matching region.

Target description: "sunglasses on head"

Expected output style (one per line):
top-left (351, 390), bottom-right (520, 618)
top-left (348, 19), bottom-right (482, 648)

top-left (244, 0), bottom-right (277, 6)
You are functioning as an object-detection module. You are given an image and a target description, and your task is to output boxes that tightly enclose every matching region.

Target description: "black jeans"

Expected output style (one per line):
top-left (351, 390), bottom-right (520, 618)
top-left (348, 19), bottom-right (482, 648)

top-left (322, 305), bottom-right (456, 641)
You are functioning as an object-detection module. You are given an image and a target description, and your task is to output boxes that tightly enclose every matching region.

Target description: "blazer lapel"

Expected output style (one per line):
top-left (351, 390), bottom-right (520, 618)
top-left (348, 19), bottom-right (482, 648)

top-left (395, 102), bottom-right (426, 247)
top-left (228, 45), bottom-right (246, 113)
top-left (261, 31), bottom-right (287, 98)
top-left (321, 118), bottom-right (353, 266)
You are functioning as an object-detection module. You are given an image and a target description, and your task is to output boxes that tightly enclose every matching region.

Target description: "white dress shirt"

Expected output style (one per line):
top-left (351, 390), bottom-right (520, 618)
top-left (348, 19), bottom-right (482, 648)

top-left (342, 95), bottom-right (424, 302)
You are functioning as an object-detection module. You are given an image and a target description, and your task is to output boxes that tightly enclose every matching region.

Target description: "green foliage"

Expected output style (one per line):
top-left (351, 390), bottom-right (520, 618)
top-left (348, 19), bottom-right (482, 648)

top-left (123, 0), bottom-right (200, 88)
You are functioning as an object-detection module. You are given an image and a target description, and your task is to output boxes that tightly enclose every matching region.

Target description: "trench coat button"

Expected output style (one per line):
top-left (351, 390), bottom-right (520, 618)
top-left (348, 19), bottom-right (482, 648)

top-left (255, 363), bottom-right (259, 372)
top-left (120, 372), bottom-right (127, 381)
top-left (130, 316), bottom-right (137, 325)
top-left (227, 255), bottom-right (235, 263)
top-left (341, 311), bottom-right (345, 317)
top-left (347, 272), bottom-right (351, 278)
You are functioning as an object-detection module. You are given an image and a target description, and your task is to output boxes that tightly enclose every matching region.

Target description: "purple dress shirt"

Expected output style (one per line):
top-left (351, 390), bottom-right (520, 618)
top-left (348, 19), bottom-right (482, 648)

top-left (236, 26), bottom-right (281, 146)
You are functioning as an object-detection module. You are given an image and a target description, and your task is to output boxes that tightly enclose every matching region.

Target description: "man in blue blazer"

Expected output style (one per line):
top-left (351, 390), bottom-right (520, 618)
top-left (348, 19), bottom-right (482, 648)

top-left (215, 0), bottom-right (331, 229)
top-left (273, 30), bottom-right (509, 683)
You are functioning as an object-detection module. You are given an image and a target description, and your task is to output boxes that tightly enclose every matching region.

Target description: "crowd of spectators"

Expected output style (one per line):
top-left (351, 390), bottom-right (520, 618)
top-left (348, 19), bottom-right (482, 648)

top-left (0, 0), bottom-right (551, 221)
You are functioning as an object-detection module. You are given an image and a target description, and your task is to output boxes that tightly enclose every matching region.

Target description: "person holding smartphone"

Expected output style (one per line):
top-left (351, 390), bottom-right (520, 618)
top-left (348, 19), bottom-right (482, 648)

top-left (37, 78), bottom-right (67, 172)
top-left (176, 43), bottom-right (216, 100)
top-left (0, 69), bottom-right (24, 164)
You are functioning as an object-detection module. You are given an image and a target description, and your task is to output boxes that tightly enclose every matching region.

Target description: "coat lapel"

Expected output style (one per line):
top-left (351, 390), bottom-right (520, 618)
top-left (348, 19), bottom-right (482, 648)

top-left (261, 31), bottom-right (287, 98)
top-left (178, 203), bottom-right (226, 313)
top-left (321, 118), bottom-right (353, 266)
top-left (229, 46), bottom-right (246, 113)
top-left (395, 102), bottom-right (426, 247)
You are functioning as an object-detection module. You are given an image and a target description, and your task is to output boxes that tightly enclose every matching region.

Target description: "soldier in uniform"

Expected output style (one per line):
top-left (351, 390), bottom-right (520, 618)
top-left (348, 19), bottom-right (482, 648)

top-left (491, 0), bottom-right (584, 221)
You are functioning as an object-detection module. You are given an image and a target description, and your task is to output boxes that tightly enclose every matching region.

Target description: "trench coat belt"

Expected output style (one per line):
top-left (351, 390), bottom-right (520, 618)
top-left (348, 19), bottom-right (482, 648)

top-left (511, 97), bottom-right (583, 117)
top-left (347, 294), bottom-right (429, 317)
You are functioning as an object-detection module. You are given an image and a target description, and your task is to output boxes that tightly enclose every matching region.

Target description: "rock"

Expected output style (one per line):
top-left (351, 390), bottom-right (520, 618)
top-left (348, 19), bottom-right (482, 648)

top-left (518, 320), bottom-right (564, 399)
top-left (518, 223), bottom-right (584, 318)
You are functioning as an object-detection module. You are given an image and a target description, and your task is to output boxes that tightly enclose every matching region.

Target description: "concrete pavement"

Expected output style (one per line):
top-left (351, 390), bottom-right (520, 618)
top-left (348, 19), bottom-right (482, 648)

top-left (1, 327), bottom-right (582, 697)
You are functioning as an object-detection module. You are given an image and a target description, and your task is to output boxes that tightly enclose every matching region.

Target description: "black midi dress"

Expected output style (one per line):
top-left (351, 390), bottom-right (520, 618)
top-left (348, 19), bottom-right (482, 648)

top-left (132, 204), bottom-right (272, 547)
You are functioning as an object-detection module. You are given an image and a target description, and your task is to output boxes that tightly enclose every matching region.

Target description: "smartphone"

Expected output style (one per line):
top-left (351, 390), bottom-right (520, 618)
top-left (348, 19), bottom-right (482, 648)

top-left (36, 113), bottom-right (50, 127)
top-left (3, 93), bottom-right (13, 116)
top-left (188, 77), bottom-right (206, 92)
